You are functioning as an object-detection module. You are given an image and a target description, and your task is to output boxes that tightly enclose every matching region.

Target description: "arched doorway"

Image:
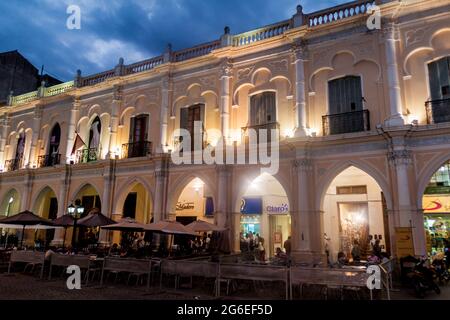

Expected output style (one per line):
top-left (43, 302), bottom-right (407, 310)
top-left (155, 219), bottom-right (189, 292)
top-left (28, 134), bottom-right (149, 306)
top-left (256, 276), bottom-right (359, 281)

top-left (112, 182), bottom-right (152, 246)
top-left (32, 187), bottom-right (58, 247)
top-left (0, 189), bottom-right (21, 246)
top-left (71, 184), bottom-right (101, 247)
top-left (238, 173), bottom-right (291, 258)
top-left (422, 160), bottom-right (450, 255)
top-left (322, 166), bottom-right (390, 263)
top-left (175, 177), bottom-right (214, 225)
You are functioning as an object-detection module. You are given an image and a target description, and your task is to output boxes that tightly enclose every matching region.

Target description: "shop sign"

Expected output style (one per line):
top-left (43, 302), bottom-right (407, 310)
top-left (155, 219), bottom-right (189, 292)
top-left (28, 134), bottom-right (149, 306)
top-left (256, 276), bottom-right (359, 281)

top-left (395, 227), bottom-right (415, 258)
top-left (176, 201), bottom-right (194, 211)
top-left (266, 203), bottom-right (289, 214)
top-left (240, 197), bottom-right (263, 215)
top-left (423, 195), bottom-right (450, 213)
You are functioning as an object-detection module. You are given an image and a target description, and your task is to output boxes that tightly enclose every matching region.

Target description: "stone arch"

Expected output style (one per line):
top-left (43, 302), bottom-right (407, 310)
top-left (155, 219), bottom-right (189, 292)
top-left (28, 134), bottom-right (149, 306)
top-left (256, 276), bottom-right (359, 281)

top-left (113, 176), bottom-right (154, 215)
top-left (69, 182), bottom-right (102, 204)
top-left (31, 185), bottom-right (58, 215)
top-left (316, 160), bottom-right (393, 212)
top-left (87, 104), bottom-right (102, 120)
top-left (416, 151), bottom-right (450, 209)
top-left (0, 188), bottom-right (21, 217)
top-left (251, 67), bottom-right (272, 85)
top-left (167, 172), bottom-right (217, 215)
top-left (309, 67), bottom-right (334, 92)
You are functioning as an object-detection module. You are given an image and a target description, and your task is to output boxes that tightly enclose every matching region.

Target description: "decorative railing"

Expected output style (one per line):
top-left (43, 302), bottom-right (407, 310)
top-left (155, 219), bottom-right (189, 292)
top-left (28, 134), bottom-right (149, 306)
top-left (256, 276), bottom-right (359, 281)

top-left (76, 148), bottom-right (99, 164)
top-left (306, 0), bottom-right (376, 28)
top-left (322, 109), bottom-right (370, 135)
top-left (425, 99), bottom-right (450, 124)
top-left (124, 56), bottom-right (164, 75)
top-left (80, 70), bottom-right (116, 87)
top-left (173, 40), bottom-right (221, 62)
top-left (10, 91), bottom-right (38, 105)
top-left (121, 141), bottom-right (152, 159)
top-left (233, 20), bottom-right (291, 47)
top-left (44, 81), bottom-right (74, 97)
top-left (37, 154), bottom-right (61, 168)
top-left (4, 158), bottom-right (22, 172)
top-left (241, 122), bottom-right (280, 144)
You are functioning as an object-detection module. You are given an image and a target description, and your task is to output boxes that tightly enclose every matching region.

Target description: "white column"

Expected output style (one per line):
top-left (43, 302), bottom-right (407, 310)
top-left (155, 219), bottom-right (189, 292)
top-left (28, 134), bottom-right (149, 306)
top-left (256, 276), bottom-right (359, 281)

top-left (28, 105), bottom-right (43, 168)
top-left (153, 156), bottom-right (169, 222)
top-left (293, 44), bottom-right (308, 137)
top-left (66, 98), bottom-right (80, 161)
top-left (388, 149), bottom-right (426, 256)
top-left (53, 167), bottom-right (70, 245)
top-left (384, 22), bottom-right (405, 127)
top-left (220, 61), bottom-right (232, 141)
top-left (159, 78), bottom-right (172, 153)
top-left (0, 114), bottom-right (10, 166)
top-left (108, 87), bottom-right (121, 157)
top-left (216, 165), bottom-right (231, 228)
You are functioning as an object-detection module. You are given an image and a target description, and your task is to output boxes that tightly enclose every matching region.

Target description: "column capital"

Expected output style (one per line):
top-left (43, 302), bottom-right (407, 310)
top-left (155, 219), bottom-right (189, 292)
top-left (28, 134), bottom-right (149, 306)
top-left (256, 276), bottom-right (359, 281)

top-left (382, 20), bottom-right (400, 41)
top-left (72, 97), bottom-right (81, 109)
top-left (291, 41), bottom-right (308, 62)
top-left (33, 104), bottom-right (44, 119)
top-left (216, 164), bottom-right (232, 175)
top-left (388, 149), bottom-right (412, 167)
top-left (112, 85), bottom-right (123, 102)
top-left (220, 59), bottom-right (233, 79)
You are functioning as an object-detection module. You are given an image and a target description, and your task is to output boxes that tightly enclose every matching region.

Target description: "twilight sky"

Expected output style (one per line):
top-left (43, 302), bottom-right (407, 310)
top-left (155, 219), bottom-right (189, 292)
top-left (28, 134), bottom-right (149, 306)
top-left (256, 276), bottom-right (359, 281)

top-left (0, 0), bottom-right (346, 81)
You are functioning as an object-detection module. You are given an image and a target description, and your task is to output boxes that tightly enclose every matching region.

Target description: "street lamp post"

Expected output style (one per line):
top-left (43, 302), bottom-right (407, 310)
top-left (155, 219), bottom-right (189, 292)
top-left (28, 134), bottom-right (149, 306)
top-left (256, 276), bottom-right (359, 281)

top-left (68, 202), bottom-right (85, 252)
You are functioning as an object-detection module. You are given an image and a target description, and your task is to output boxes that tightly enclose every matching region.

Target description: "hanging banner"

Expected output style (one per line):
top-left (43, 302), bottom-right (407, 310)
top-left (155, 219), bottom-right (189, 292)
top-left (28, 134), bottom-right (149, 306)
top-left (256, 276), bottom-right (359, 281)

top-left (395, 227), bottom-right (415, 258)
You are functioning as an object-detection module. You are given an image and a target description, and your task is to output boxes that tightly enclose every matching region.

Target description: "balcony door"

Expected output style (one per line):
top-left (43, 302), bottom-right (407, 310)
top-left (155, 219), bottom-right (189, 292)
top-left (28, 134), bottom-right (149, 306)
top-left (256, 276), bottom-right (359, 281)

top-left (128, 114), bottom-right (149, 157)
top-left (250, 91), bottom-right (276, 126)
top-left (428, 57), bottom-right (450, 101)
top-left (180, 104), bottom-right (204, 151)
top-left (328, 76), bottom-right (363, 114)
top-left (45, 123), bottom-right (61, 166)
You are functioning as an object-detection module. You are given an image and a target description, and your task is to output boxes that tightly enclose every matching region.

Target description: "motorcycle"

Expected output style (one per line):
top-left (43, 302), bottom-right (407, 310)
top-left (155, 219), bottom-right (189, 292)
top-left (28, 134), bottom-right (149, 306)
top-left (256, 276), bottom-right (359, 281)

top-left (406, 257), bottom-right (441, 298)
top-left (432, 256), bottom-right (450, 285)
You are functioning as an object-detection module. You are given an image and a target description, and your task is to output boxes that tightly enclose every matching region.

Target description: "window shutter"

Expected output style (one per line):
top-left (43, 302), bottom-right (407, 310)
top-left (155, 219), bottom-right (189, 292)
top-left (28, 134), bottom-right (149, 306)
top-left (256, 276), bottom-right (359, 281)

top-left (129, 117), bottom-right (135, 143)
top-left (180, 108), bottom-right (188, 130)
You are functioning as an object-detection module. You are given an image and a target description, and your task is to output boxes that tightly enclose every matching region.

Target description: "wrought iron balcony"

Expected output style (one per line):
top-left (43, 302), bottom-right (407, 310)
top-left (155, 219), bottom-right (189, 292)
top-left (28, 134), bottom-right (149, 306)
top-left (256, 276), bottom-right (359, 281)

top-left (76, 148), bottom-right (98, 164)
top-left (241, 122), bottom-right (280, 144)
top-left (4, 158), bottom-right (22, 172)
top-left (122, 141), bottom-right (152, 159)
top-left (38, 154), bottom-right (61, 168)
top-left (322, 110), bottom-right (370, 135)
top-left (425, 99), bottom-right (450, 124)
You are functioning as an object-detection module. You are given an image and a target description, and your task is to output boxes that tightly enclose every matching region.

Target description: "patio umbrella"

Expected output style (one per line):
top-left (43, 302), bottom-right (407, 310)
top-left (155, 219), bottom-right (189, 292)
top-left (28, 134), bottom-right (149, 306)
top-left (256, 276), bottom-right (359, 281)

top-left (0, 210), bottom-right (54, 247)
top-left (101, 217), bottom-right (146, 232)
top-left (186, 220), bottom-right (226, 233)
top-left (145, 220), bottom-right (198, 236)
top-left (77, 209), bottom-right (115, 227)
top-left (53, 215), bottom-right (75, 249)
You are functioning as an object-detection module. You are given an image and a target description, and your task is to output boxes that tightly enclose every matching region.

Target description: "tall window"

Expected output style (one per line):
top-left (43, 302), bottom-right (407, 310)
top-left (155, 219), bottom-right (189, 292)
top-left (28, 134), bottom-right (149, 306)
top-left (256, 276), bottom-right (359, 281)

top-left (48, 123), bottom-right (61, 155)
top-left (428, 57), bottom-right (450, 101)
top-left (123, 193), bottom-right (137, 219)
top-left (15, 132), bottom-right (26, 161)
top-left (88, 117), bottom-right (101, 150)
top-left (129, 114), bottom-right (148, 144)
top-left (328, 76), bottom-right (363, 114)
top-left (250, 92), bottom-right (276, 126)
top-left (180, 104), bottom-right (204, 150)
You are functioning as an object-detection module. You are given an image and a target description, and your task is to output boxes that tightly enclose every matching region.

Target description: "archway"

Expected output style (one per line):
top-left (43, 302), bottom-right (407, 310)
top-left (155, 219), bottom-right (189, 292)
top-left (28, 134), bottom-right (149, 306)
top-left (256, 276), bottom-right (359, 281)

top-left (174, 177), bottom-right (214, 225)
top-left (238, 172), bottom-right (291, 258)
top-left (70, 184), bottom-right (102, 247)
top-left (322, 166), bottom-right (389, 263)
top-left (32, 186), bottom-right (58, 247)
top-left (0, 189), bottom-right (21, 247)
top-left (422, 160), bottom-right (450, 255)
top-left (111, 182), bottom-right (153, 246)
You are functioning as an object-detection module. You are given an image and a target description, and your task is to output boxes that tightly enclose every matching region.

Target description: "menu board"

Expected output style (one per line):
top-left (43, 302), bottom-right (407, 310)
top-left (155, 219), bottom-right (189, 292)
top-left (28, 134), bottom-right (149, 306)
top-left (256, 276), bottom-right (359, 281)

top-left (395, 227), bottom-right (415, 257)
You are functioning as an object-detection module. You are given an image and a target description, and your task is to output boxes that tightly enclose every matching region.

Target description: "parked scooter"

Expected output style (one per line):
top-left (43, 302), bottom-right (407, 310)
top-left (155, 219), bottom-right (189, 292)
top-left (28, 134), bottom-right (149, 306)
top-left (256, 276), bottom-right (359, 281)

top-left (407, 257), bottom-right (441, 298)
top-left (432, 254), bottom-right (450, 285)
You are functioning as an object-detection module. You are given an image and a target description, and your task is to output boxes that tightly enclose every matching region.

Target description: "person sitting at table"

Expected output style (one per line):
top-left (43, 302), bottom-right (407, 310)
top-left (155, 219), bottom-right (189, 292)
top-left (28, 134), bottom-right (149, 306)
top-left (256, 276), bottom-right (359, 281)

top-left (271, 247), bottom-right (287, 265)
top-left (351, 240), bottom-right (361, 263)
top-left (337, 251), bottom-right (349, 268)
top-left (108, 243), bottom-right (120, 256)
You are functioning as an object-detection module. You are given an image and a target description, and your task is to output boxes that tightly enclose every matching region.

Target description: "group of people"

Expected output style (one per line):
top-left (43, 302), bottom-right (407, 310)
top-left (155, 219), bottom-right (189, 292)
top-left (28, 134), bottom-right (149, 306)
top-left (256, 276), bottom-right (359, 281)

top-left (239, 231), bottom-right (293, 264)
top-left (336, 236), bottom-right (389, 268)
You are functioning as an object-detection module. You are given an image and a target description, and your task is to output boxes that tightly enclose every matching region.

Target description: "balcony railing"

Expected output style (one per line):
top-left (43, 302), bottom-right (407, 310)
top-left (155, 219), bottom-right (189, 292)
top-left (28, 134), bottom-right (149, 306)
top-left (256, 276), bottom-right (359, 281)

top-left (122, 141), bottom-right (152, 159)
top-left (37, 154), bottom-right (61, 168)
top-left (76, 148), bottom-right (99, 164)
top-left (322, 110), bottom-right (370, 135)
top-left (4, 158), bottom-right (22, 172)
top-left (425, 99), bottom-right (450, 124)
top-left (242, 122), bottom-right (281, 144)
top-left (232, 20), bottom-right (291, 47)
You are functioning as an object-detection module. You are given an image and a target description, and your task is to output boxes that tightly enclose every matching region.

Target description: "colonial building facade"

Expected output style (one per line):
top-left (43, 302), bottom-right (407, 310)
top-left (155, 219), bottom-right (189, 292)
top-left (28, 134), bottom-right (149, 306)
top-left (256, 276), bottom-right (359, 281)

top-left (0, 0), bottom-right (449, 263)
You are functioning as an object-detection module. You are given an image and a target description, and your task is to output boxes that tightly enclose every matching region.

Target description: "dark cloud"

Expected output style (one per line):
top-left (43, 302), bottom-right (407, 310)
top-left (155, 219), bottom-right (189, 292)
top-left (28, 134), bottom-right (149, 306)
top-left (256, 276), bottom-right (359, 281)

top-left (0, 0), bottom-right (345, 81)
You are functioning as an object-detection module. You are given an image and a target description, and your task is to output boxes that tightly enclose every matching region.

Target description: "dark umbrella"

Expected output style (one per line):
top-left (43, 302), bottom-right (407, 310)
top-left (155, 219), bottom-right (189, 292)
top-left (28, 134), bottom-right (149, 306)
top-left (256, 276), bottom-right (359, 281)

top-left (101, 217), bottom-right (146, 232)
top-left (0, 210), bottom-right (54, 247)
top-left (53, 215), bottom-right (75, 249)
top-left (77, 209), bottom-right (115, 227)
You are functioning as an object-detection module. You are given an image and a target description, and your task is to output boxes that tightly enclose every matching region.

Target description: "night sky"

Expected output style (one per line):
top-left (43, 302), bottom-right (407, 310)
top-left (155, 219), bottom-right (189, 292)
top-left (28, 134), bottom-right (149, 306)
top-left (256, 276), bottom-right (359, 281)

top-left (1, 0), bottom-right (346, 81)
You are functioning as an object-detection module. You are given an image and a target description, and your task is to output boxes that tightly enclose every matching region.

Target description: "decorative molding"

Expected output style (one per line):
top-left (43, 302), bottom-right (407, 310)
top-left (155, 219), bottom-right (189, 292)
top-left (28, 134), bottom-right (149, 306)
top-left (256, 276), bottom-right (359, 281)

top-left (237, 66), bottom-right (254, 82)
top-left (220, 60), bottom-right (233, 78)
top-left (199, 75), bottom-right (217, 88)
top-left (405, 27), bottom-right (428, 48)
top-left (293, 158), bottom-right (313, 172)
top-left (269, 59), bottom-right (289, 73)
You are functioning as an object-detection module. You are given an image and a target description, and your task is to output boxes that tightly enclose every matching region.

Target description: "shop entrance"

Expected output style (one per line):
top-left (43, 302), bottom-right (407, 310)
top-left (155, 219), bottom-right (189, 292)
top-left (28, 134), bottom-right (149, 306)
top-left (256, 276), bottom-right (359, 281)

top-left (239, 173), bottom-right (291, 258)
top-left (422, 160), bottom-right (450, 255)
